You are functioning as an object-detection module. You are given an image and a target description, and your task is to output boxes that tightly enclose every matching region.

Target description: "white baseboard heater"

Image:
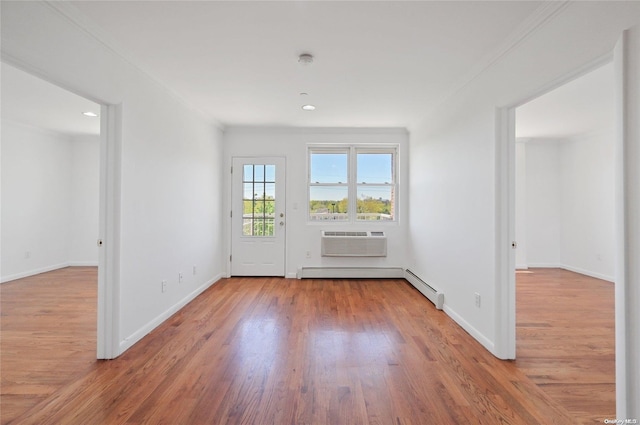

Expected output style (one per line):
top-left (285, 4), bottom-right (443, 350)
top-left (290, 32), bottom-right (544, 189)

top-left (404, 269), bottom-right (444, 310)
top-left (297, 267), bottom-right (404, 279)
top-left (321, 231), bottom-right (387, 257)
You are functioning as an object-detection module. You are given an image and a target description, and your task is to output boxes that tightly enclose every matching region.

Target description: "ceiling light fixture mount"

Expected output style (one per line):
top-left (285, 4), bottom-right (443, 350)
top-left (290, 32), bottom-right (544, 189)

top-left (302, 104), bottom-right (316, 111)
top-left (298, 53), bottom-right (314, 66)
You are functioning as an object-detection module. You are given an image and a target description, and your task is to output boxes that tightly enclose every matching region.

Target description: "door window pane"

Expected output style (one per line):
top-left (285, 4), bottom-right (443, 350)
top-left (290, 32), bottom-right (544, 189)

top-left (265, 165), bottom-right (275, 182)
top-left (242, 164), bottom-right (276, 236)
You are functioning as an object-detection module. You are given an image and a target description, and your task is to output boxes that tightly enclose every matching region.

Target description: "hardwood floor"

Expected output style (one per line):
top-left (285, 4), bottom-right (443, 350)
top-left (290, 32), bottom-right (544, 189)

top-left (1, 267), bottom-right (613, 424)
top-left (515, 268), bottom-right (615, 424)
top-left (0, 267), bottom-right (98, 424)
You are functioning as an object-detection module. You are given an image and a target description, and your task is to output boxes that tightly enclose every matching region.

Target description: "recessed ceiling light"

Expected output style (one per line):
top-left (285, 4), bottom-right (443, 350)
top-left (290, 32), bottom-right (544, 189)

top-left (82, 111), bottom-right (99, 117)
top-left (302, 104), bottom-right (316, 111)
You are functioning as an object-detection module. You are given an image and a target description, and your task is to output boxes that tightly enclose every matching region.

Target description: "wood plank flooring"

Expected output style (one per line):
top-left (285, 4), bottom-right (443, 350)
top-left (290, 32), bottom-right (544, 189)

top-left (1, 267), bottom-right (98, 424)
top-left (515, 268), bottom-right (615, 424)
top-left (1, 267), bottom-right (614, 424)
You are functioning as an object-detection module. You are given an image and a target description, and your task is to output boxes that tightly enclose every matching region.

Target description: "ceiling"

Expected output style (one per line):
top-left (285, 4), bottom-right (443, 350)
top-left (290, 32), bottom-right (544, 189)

top-left (1, 2), bottom-right (613, 139)
top-left (67, 0), bottom-right (543, 128)
top-left (516, 62), bottom-right (614, 139)
top-left (1, 62), bottom-right (101, 136)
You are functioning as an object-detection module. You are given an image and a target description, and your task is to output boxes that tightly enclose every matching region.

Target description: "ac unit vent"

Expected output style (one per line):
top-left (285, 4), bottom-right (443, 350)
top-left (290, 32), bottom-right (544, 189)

top-left (321, 231), bottom-right (387, 257)
top-left (323, 231), bottom-right (368, 237)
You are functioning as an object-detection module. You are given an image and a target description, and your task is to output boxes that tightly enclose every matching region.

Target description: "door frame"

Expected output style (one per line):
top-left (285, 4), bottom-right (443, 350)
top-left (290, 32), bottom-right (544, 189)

top-left (0, 57), bottom-right (122, 359)
top-left (97, 103), bottom-right (122, 359)
top-left (495, 52), bottom-right (613, 359)
top-left (229, 156), bottom-right (287, 277)
top-left (496, 31), bottom-right (637, 416)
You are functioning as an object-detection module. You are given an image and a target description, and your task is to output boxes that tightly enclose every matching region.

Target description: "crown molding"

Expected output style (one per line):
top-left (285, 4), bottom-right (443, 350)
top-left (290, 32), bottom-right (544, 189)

top-left (427, 1), bottom-right (573, 115)
top-left (224, 126), bottom-right (408, 135)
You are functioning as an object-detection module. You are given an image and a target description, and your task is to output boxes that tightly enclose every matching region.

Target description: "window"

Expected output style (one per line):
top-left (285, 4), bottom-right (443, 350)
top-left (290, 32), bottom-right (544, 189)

top-left (356, 150), bottom-right (394, 221)
top-left (308, 146), bottom-right (397, 222)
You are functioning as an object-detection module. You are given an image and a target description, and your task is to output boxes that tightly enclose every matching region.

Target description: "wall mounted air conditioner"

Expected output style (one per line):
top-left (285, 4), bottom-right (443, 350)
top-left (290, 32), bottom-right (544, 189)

top-left (321, 231), bottom-right (387, 257)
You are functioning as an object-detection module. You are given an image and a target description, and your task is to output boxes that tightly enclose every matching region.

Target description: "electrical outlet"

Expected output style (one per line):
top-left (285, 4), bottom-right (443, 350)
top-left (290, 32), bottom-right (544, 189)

top-left (162, 280), bottom-right (167, 293)
top-left (474, 292), bottom-right (481, 308)
top-left (193, 265), bottom-right (197, 275)
top-left (178, 272), bottom-right (183, 283)
top-left (305, 251), bottom-right (311, 258)
top-left (24, 251), bottom-right (31, 259)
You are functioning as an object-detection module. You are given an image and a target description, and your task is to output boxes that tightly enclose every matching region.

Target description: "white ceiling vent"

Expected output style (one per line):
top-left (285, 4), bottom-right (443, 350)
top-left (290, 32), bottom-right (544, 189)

top-left (321, 231), bottom-right (387, 257)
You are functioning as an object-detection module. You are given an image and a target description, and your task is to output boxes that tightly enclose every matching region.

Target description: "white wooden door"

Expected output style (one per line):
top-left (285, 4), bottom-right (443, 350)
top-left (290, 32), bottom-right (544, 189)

top-left (231, 157), bottom-right (286, 276)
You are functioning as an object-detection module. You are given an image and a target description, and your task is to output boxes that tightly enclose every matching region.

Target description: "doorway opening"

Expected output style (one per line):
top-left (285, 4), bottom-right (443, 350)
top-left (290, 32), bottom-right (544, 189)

top-left (0, 62), bottom-right (106, 418)
top-left (512, 62), bottom-right (616, 419)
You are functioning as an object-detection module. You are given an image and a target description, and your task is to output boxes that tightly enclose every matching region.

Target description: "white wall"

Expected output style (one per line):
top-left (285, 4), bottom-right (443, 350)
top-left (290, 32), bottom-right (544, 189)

top-left (407, 2), bottom-right (640, 354)
top-left (1, 122), bottom-right (73, 280)
top-left (521, 140), bottom-right (562, 267)
top-left (1, 1), bottom-right (225, 355)
top-left (408, 105), bottom-right (498, 347)
top-left (69, 135), bottom-right (100, 266)
top-left (1, 123), bottom-right (100, 282)
top-left (516, 128), bottom-right (615, 281)
top-left (559, 128), bottom-right (615, 280)
top-left (224, 127), bottom-right (409, 278)
top-left (118, 89), bottom-right (224, 349)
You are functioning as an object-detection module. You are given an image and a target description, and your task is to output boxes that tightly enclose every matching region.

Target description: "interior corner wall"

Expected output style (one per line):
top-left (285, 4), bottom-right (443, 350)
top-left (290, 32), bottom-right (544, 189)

top-left (516, 128), bottom-right (615, 281)
top-left (408, 106), bottom-right (498, 349)
top-left (406, 2), bottom-right (640, 356)
top-left (1, 126), bottom-right (101, 282)
top-left (1, 122), bottom-right (73, 281)
top-left (559, 128), bottom-right (615, 281)
top-left (1, 1), bottom-right (226, 355)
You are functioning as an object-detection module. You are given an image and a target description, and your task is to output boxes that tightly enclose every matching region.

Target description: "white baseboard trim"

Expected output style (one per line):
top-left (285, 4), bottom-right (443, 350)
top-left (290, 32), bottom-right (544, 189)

top-left (526, 262), bottom-right (561, 268)
top-left (118, 273), bottom-right (224, 355)
top-left (1, 262), bottom-right (70, 283)
top-left (286, 272), bottom-right (298, 279)
top-left (515, 264), bottom-right (529, 270)
top-left (297, 266), bottom-right (405, 279)
top-left (559, 264), bottom-right (614, 283)
top-left (68, 261), bottom-right (99, 267)
top-left (442, 304), bottom-right (495, 355)
top-left (526, 264), bottom-right (614, 282)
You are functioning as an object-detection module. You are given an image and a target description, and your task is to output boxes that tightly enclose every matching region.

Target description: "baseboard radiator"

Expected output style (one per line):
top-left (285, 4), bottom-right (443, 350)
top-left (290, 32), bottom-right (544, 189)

top-left (321, 231), bottom-right (387, 257)
top-left (404, 269), bottom-right (444, 310)
top-left (297, 267), bottom-right (404, 279)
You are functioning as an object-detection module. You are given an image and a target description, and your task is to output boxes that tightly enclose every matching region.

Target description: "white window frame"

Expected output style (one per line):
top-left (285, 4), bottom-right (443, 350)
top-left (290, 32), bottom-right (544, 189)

top-left (308, 145), bottom-right (398, 223)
